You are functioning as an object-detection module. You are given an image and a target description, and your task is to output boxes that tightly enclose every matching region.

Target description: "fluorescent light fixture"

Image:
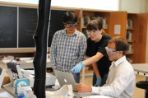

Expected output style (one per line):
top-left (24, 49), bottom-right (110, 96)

top-left (0, 0), bottom-right (119, 11)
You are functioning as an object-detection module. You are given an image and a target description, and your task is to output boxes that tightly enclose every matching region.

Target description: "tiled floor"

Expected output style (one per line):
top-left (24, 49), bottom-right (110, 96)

top-left (80, 70), bottom-right (145, 98)
top-left (132, 75), bottom-right (145, 98)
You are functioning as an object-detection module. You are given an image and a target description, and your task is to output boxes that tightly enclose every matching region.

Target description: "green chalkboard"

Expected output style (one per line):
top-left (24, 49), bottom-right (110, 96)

top-left (0, 6), bottom-right (17, 48)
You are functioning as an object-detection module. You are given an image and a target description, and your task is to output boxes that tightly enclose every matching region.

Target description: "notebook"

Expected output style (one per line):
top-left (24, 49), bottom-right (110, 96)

top-left (54, 70), bottom-right (93, 97)
top-left (54, 70), bottom-right (77, 91)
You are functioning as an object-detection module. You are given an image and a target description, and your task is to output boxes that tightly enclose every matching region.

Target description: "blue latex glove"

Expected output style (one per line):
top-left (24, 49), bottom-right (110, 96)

top-left (71, 62), bottom-right (84, 73)
top-left (94, 76), bottom-right (102, 86)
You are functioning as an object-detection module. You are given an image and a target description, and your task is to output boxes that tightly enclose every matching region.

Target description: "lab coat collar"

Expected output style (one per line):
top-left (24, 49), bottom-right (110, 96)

top-left (111, 56), bottom-right (126, 67)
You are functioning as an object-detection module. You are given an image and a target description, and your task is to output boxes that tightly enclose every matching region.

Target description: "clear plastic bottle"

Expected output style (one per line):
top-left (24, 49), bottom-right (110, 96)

top-left (17, 92), bottom-right (25, 98)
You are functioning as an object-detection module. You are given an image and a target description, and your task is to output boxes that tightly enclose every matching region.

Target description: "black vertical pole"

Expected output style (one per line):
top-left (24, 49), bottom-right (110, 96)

top-left (33, 0), bottom-right (51, 98)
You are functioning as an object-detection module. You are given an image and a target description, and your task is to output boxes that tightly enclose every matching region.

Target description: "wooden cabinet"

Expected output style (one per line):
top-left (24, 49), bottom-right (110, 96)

top-left (109, 11), bottom-right (127, 38)
top-left (0, 3), bottom-right (147, 61)
top-left (79, 10), bottom-right (148, 63)
top-left (137, 13), bottom-right (148, 63)
top-left (126, 13), bottom-right (148, 63)
top-left (126, 13), bottom-right (138, 63)
top-left (80, 10), bottom-right (127, 39)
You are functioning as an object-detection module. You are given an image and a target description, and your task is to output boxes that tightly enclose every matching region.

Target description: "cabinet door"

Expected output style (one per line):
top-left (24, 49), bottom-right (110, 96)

top-left (135, 13), bottom-right (148, 63)
top-left (109, 11), bottom-right (127, 39)
top-left (127, 13), bottom-right (148, 63)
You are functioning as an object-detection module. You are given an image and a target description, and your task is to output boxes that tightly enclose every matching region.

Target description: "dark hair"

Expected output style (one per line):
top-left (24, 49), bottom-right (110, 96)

top-left (63, 11), bottom-right (77, 24)
top-left (110, 37), bottom-right (129, 55)
top-left (86, 17), bottom-right (103, 31)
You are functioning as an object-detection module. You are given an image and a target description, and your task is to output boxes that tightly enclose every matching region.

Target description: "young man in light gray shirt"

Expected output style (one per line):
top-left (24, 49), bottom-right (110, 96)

top-left (50, 11), bottom-right (87, 83)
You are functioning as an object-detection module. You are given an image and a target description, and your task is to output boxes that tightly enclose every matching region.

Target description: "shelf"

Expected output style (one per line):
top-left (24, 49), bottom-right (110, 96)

top-left (126, 13), bottom-right (148, 63)
top-left (127, 41), bottom-right (133, 43)
top-left (127, 28), bottom-right (134, 31)
top-left (0, 48), bottom-right (50, 57)
top-left (127, 52), bottom-right (133, 55)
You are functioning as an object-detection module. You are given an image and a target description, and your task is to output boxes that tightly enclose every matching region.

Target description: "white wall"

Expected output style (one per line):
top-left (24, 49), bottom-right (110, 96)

top-left (1, 0), bottom-right (147, 12)
top-left (119, 0), bottom-right (147, 13)
top-left (146, 0), bottom-right (148, 12)
top-left (0, 0), bottom-right (119, 11)
top-left (52, 0), bottom-right (119, 10)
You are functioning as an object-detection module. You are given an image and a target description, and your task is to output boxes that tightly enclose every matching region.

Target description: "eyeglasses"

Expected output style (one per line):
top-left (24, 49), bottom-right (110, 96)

top-left (86, 30), bottom-right (97, 34)
top-left (64, 23), bottom-right (76, 28)
top-left (105, 47), bottom-right (116, 53)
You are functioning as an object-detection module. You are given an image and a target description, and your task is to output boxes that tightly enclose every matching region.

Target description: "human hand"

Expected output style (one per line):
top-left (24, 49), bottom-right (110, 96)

top-left (94, 76), bottom-right (102, 86)
top-left (76, 83), bottom-right (92, 92)
top-left (71, 62), bottom-right (84, 73)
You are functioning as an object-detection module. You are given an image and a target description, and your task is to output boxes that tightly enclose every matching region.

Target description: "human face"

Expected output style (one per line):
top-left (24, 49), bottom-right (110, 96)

top-left (86, 30), bottom-right (102, 42)
top-left (64, 23), bottom-right (77, 34)
top-left (105, 42), bottom-right (119, 61)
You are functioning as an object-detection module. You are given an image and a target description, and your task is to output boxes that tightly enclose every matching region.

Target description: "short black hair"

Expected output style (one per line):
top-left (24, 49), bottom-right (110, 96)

top-left (86, 17), bottom-right (103, 31)
top-left (63, 11), bottom-right (77, 24)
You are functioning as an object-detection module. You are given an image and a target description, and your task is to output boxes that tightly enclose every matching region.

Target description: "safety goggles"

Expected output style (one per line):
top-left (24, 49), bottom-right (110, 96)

top-left (105, 47), bottom-right (116, 53)
top-left (64, 23), bottom-right (77, 28)
top-left (86, 30), bottom-right (98, 34)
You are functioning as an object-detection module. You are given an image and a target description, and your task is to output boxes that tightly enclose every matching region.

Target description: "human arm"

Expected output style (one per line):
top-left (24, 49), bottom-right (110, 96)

top-left (83, 52), bottom-right (103, 66)
top-left (50, 32), bottom-right (57, 68)
top-left (83, 35), bottom-right (111, 66)
top-left (92, 63), bottom-right (100, 77)
top-left (77, 34), bottom-right (87, 61)
top-left (71, 52), bottom-right (103, 73)
top-left (71, 36), bottom-right (110, 73)
top-left (91, 64), bottom-right (135, 97)
top-left (92, 63), bottom-right (102, 86)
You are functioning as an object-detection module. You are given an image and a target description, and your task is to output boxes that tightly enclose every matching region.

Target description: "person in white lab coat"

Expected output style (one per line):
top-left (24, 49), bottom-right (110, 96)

top-left (76, 37), bottom-right (135, 98)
